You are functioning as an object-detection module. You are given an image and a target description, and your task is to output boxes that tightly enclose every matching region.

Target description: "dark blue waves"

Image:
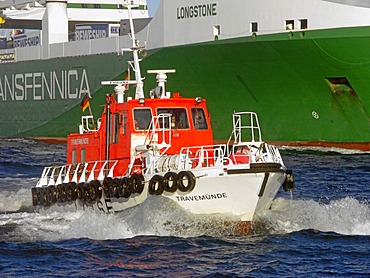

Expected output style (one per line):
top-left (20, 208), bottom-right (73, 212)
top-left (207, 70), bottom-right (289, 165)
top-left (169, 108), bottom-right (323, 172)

top-left (0, 139), bottom-right (369, 277)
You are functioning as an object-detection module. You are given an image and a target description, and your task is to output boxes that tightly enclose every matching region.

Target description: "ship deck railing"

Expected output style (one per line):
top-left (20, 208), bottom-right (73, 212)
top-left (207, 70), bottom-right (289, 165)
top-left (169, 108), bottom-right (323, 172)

top-left (79, 116), bottom-right (99, 134)
top-left (227, 112), bottom-right (262, 145)
top-left (36, 160), bottom-right (118, 187)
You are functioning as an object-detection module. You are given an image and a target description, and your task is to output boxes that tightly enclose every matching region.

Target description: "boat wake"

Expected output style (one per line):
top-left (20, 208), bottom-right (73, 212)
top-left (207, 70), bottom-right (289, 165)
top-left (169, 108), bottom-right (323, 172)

top-left (260, 197), bottom-right (370, 236)
top-left (0, 187), bottom-right (369, 241)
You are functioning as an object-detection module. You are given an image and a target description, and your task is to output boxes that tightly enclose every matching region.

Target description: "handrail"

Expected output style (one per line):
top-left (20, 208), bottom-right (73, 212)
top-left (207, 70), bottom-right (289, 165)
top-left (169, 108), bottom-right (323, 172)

top-left (36, 160), bottom-right (118, 187)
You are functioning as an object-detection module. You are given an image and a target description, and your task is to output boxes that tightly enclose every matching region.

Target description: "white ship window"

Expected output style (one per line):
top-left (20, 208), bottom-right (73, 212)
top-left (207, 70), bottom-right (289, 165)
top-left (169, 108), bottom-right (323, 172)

top-left (300, 19), bottom-right (308, 29)
top-left (251, 22), bottom-right (258, 33)
top-left (213, 25), bottom-right (220, 40)
top-left (285, 20), bottom-right (294, 30)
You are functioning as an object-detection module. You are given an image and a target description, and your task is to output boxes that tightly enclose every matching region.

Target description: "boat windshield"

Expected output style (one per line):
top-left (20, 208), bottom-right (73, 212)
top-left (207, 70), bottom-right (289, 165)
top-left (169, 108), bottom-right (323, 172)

top-left (191, 108), bottom-right (208, 130)
top-left (157, 108), bottom-right (189, 129)
top-left (133, 108), bottom-right (152, 130)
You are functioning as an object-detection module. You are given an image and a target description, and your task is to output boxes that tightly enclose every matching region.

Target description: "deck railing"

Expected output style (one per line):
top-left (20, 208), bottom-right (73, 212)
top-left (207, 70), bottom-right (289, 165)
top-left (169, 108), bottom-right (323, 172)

top-left (36, 160), bottom-right (118, 187)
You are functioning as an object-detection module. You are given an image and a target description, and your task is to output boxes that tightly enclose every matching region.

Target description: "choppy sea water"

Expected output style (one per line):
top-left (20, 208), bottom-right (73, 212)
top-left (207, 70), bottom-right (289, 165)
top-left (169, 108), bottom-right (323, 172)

top-left (0, 138), bottom-right (369, 277)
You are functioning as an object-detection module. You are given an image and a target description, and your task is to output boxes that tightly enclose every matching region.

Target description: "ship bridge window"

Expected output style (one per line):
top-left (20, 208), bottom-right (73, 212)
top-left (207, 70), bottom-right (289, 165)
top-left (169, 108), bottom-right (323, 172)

top-left (326, 77), bottom-right (356, 95)
top-left (81, 148), bottom-right (86, 163)
top-left (191, 108), bottom-right (208, 130)
top-left (285, 20), bottom-right (294, 30)
top-left (251, 22), bottom-right (258, 33)
top-left (299, 19), bottom-right (308, 30)
top-left (157, 108), bottom-right (189, 129)
top-left (72, 149), bottom-right (77, 165)
top-left (213, 25), bottom-right (220, 36)
top-left (112, 113), bottom-right (120, 144)
top-left (133, 108), bottom-right (152, 130)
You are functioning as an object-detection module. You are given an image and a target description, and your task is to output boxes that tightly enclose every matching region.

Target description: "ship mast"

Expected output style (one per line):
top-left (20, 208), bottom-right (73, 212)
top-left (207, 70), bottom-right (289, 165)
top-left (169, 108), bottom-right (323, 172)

top-left (101, 1), bottom-right (145, 100)
top-left (127, 3), bottom-right (144, 99)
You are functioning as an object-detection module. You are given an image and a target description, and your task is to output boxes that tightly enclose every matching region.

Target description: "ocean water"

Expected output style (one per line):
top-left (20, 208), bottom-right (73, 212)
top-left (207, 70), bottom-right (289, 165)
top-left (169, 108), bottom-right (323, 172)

top-left (0, 138), bottom-right (369, 277)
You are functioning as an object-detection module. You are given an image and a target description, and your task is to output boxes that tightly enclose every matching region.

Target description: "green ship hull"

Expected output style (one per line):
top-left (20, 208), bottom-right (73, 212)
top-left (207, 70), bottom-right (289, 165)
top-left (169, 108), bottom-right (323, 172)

top-left (1, 27), bottom-right (369, 149)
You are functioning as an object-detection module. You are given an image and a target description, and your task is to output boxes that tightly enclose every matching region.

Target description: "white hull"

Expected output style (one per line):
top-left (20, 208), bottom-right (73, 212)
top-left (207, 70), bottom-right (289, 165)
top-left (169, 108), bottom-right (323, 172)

top-left (103, 165), bottom-right (285, 223)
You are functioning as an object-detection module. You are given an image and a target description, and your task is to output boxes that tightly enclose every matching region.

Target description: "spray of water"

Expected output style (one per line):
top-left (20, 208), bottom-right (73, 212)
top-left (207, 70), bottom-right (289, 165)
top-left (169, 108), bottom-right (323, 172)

top-left (260, 197), bottom-right (370, 236)
top-left (1, 188), bottom-right (369, 241)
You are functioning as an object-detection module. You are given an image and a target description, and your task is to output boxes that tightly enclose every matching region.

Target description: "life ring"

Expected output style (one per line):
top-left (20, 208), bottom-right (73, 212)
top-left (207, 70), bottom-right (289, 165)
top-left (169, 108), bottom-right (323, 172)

top-left (102, 177), bottom-right (114, 198)
top-left (89, 180), bottom-right (102, 202)
top-left (46, 185), bottom-right (56, 205)
top-left (163, 172), bottom-right (178, 193)
top-left (177, 171), bottom-right (196, 192)
top-left (148, 175), bottom-right (164, 195)
top-left (119, 177), bottom-right (131, 198)
top-left (129, 173), bottom-right (145, 194)
top-left (57, 184), bottom-right (67, 203)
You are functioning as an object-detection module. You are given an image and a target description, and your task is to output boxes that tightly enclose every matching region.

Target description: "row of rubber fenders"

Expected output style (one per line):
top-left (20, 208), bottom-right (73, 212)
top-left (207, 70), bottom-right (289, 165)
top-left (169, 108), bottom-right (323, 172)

top-left (31, 171), bottom-right (196, 207)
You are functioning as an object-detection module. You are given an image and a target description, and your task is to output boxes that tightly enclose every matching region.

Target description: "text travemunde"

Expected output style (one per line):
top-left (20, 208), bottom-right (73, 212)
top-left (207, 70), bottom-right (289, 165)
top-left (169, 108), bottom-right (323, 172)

top-left (176, 192), bottom-right (227, 202)
top-left (0, 69), bottom-right (91, 102)
top-left (71, 138), bottom-right (89, 145)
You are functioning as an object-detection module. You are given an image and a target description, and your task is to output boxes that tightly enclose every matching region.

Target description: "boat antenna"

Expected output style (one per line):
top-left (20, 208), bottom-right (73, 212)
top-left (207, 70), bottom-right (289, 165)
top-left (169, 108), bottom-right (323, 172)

top-left (100, 1), bottom-right (145, 101)
top-left (127, 3), bottom-right (144, 99)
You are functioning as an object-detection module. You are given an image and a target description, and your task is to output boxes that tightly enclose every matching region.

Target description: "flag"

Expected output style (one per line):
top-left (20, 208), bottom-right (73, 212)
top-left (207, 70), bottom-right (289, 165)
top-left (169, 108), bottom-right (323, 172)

top-left (80, 95), bottom-right (90, 112)
top-left (124, 68), bottom-right (130, 90)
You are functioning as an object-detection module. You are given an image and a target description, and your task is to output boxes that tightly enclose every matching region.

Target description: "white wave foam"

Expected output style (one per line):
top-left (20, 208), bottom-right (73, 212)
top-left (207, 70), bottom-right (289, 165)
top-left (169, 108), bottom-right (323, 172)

top-left (0, 196), bottom-right (243, 242)
top-left (260, 197), bottom-right (370, 236)
top-left (0, 188), bottom-right (33, 212)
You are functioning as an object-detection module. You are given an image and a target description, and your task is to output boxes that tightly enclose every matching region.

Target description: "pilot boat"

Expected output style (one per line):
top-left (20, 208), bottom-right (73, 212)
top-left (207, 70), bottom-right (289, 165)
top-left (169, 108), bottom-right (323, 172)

top-left (31, 4), bottom-right (294, 235)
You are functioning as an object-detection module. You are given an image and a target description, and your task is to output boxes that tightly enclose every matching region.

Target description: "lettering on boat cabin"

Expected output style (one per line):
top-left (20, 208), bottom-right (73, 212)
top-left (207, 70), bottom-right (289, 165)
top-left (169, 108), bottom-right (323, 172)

top-left (0, 69), bottom-right (91, 102)
top-left (71, 138), bottom-right (89, 146)
top-left (176, 3), bottom-right (217, 19)
top-left (176, 192), bottom-right (227, 202)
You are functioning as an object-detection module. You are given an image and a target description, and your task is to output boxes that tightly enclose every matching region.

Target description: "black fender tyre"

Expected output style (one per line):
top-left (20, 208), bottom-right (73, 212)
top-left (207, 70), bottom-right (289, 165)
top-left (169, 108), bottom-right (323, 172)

top-left (83, 183), bottom-right (91, 202)
top-left (119, 177), bottom-right (131, 198)
top-left (129, 173), bottom-right (145, 194)
top-left (47, 185), bottom-right (57, 204)
top-left (89, 180), bottom-right (102, 201)
top-left (163, 172), bottom-right (178, 193)
top-left (111, 177), bottom-right (122, 198)
top-left (31, 187), bottom-right (40, 206)
top-left (40, 187), bottom-right (49, 206)
top-left (77, 182), bottom-right (85, 202)
top-left (66, 182), bottom-right (77, 201)
top-left (57, 184), bottom-right (67, 203)
top-left (177, 171), bottom-right (196, 192)
top-left (148, 175), bottom-right (164, 195)
top-left (102, 177), bottom-right (114, 198)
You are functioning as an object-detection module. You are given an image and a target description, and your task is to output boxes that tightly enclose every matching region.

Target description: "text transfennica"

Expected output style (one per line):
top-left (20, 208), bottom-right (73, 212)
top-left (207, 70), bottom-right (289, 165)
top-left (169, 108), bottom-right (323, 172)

top-left (0, 69), bottom-right (91, 102)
